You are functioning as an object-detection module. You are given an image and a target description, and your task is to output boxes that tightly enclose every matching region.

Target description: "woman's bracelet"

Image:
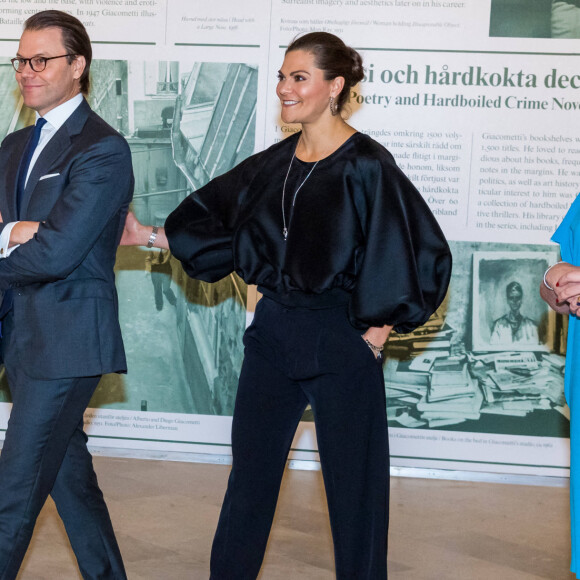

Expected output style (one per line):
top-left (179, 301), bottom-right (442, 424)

top-left (364, 338), bottom-right (383, 356)
top-left (543, 261), bottom-right (565, 291)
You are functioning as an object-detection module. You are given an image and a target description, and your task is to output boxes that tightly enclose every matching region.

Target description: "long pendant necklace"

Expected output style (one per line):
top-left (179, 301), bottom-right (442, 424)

top-left (281, 141), bottom-right (319, 240)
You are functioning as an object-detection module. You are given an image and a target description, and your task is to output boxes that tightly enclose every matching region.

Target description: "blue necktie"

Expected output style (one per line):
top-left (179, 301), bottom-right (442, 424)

top-left (16, 117), bottom-right (47, 218)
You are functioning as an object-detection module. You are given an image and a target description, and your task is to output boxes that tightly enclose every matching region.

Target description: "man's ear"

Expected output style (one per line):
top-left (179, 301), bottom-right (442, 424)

top-left (71, 55), bottom-right (86, 82)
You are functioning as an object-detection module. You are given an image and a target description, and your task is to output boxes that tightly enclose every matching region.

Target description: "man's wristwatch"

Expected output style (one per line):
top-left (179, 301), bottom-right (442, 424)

top-left (146, 225), bottom-right (159, 248)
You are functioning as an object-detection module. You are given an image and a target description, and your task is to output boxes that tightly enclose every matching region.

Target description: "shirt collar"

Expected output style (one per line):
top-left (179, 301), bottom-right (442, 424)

top-left (35, 93), bottom-right (84, 130)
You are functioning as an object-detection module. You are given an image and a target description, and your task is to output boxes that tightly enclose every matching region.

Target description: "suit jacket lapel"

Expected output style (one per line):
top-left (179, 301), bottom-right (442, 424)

top-left (3, 128), bottom-right (33, 222)
top-left (22, 129), bottom-right (71, 214)
top-left (20, 99), bottom-right (90, 218)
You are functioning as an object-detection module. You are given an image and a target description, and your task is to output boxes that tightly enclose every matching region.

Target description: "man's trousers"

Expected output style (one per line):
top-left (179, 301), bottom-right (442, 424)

top-left (0, 313), bottom-right (126, 580)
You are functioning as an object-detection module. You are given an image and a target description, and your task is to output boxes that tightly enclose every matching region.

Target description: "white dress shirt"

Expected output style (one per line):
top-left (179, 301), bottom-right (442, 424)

top-left (0, 93), bottom-right (84, 257)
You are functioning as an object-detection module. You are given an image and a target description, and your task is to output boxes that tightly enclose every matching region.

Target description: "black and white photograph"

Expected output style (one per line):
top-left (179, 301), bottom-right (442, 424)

top-left (472, 251), bottom-right (557, 352)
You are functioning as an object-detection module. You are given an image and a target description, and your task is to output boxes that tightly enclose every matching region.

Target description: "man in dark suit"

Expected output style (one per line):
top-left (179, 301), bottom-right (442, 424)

top-left (0, 11), bottom-right (133, 579)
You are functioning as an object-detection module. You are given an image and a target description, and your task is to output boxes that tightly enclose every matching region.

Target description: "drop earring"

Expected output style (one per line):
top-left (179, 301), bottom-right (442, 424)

top-left (329, 96), bottom-right (338, 116)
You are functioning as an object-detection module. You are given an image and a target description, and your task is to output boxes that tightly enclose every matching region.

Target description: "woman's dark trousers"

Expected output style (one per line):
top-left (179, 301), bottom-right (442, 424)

top-left (210, 297), bottom-right (389, 579)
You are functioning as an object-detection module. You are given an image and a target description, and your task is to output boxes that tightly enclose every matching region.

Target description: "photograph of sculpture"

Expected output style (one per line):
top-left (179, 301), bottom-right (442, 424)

top-left (103, 59), bottom-right (257, 417)
top-left (472, 251), bottom-right (556, 352)
top-left (0, 58), bottom-right (258, 417)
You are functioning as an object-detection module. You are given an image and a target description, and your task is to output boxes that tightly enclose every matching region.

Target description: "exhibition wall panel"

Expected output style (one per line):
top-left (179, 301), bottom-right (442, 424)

top-left (0, 0), bottom-right (576, 477)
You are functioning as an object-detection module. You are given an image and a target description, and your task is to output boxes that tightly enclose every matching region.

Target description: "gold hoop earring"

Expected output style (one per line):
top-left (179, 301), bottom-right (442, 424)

top-left (329, 96), bottom-right (338, 116)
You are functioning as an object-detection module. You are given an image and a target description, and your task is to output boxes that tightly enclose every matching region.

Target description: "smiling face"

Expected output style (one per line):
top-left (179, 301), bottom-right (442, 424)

top-left (16, 27), bottom-right (85, 116)
top-left (276, 49), bottom-right (341, 126)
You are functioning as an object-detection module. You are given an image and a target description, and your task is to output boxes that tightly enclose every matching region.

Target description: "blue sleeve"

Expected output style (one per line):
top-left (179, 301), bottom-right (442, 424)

top-left (553, 193), bottom-right (580, 263)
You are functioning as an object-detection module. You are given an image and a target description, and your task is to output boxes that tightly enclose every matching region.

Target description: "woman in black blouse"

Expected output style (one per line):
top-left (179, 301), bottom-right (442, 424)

top-left (122, 32), bottom-right (451, 579)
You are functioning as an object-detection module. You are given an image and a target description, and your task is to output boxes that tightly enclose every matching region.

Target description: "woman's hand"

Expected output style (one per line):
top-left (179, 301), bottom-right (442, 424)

top-left (541, 261), bottom-right (575, 315)
top-left (552, 265), bottom-right (580, 316)
top-left (362, 325), bottom-right (393, 358)
top-left (540, 262), bottom-right (580, 317)
top-left (540, 281), bottom-right (570, 315)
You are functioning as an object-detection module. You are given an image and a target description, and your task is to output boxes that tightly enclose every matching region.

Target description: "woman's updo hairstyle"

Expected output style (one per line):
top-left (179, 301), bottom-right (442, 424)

top-left (286, 32), bottom-right (364, 114)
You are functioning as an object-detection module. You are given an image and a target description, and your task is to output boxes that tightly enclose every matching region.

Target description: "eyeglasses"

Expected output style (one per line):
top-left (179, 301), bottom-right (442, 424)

top-left (10, 54), bottom-right (76, 73)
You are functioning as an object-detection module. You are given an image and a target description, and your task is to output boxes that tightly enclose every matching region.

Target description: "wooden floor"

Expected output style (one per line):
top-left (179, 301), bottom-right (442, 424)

top-left (17, 456), bottom-right (573, 579)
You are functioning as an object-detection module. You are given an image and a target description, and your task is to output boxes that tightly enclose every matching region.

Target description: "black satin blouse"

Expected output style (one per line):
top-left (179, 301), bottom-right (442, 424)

top-left (165, 131), bottom-right (452, 333)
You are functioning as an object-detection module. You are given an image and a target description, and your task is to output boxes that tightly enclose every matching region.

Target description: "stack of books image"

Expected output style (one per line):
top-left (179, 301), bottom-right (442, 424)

top-left (384, 312), bottom-right (567, 428)
top-left (385, 354), bottom-right (484, 428)
top-left (416, 357), bottom-right (483, 428)
top-left (476, 352), bottom-right (566, 417)
top-left (385, 358), bottom-right (430, 428)
top-left (387, 313), bottom-right (455, 356)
